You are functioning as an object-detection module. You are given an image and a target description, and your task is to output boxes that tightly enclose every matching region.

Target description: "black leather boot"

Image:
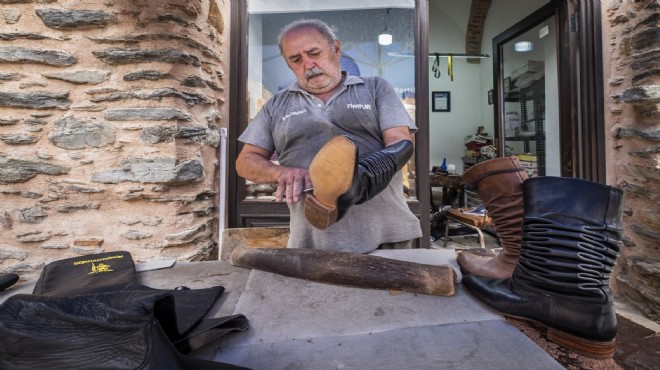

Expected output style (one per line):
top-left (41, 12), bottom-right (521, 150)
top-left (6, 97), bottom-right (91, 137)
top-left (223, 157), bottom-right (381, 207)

top-left (462, 177), bottom-right (624, 359)
top-left (305, 136), bottom-right (413, 230)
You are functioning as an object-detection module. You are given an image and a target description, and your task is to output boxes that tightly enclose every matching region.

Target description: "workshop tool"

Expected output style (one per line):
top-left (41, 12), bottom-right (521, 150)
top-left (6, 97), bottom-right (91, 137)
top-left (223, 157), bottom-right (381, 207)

top-left (230, 246), bottom-right (456, 296)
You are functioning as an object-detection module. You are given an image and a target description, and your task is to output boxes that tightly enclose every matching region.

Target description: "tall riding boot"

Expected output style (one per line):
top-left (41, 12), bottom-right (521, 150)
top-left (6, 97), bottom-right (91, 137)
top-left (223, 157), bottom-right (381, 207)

top-left (304, 136), bottom-right (413, 230)
top-left (456, 156), bottom-right (528, 279)
top-left (462, 177), bottom-right (624, 359)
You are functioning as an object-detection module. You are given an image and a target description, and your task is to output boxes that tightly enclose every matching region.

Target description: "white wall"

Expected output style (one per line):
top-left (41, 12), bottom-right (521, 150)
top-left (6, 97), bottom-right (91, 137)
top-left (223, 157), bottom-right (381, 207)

top-left (428, 0), bottom-right (480, 173)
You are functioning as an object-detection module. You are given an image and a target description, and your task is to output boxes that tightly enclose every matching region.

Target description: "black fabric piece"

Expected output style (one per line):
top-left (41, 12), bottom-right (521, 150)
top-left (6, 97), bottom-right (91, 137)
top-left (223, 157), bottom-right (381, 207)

top-left (0, 292), bottom-right (249, 370)
top-left (174, 314), bottom-right (250, 354)
top-left (0, 251), bottom-right (251, 370)
top-left (0, 273), bottom-right (19, 291)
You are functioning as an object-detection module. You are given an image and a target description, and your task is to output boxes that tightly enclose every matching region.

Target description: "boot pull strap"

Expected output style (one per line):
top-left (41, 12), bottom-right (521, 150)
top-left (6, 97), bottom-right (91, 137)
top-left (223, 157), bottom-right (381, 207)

top-left (466, 167), bottom-right (526, 191)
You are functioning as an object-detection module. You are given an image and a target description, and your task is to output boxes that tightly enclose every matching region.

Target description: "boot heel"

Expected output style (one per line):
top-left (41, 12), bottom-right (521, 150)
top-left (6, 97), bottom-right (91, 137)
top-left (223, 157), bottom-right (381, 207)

top-left (547, 328), bottom-right (615, 359)
top-left (304, 194), bottom-right (338, 230)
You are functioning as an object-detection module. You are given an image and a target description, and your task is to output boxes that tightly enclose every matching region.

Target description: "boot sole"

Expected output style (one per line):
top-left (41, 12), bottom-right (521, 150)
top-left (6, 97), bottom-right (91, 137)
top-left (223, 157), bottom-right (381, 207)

top-left (504, 313), bottom-right (615, 359)
top-left (305, 136), bottom-right (356, 230)
top-left (462, 285), bottom-right (616, 359)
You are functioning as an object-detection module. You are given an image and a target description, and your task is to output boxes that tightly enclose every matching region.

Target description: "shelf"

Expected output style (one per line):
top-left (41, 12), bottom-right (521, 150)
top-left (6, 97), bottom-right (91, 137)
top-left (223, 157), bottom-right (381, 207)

top-left (505, 134), bottom-right (544, 141)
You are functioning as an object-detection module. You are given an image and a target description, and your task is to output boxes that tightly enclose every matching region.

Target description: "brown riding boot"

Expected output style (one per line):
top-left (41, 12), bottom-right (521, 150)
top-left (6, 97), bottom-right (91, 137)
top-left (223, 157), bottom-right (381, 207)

top-left (456, 156), bottom-right (528, 279)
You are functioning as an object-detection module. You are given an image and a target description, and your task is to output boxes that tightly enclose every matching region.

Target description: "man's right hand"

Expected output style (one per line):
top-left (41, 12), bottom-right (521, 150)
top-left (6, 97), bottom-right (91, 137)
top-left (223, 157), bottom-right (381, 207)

top-left (236, 143), bottom-right (311, 204)
top-left (275, 167), bottom-right (311, 204)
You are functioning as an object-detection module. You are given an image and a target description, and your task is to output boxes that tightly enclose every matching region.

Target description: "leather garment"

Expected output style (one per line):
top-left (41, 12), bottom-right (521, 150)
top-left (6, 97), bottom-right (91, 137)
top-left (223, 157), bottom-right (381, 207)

top-left (0, 251), bottom-right (250, 370)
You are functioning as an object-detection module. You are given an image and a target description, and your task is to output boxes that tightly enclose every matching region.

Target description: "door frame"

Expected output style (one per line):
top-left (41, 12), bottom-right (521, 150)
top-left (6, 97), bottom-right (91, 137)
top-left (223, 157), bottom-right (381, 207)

top-left (492, 0), bottom-right (605, 180)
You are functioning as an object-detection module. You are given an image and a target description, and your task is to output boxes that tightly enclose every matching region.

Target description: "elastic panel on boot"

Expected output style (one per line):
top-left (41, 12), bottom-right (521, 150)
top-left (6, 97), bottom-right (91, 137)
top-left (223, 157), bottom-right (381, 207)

top-left (357, 152), bottom-right (397, 202)
top-left (515, 177), bottom-right (624, 304)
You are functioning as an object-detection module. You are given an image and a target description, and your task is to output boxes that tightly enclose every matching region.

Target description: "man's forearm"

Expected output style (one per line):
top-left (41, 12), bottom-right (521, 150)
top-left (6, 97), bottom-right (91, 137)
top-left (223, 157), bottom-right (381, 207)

top-left (236, 153), bottom-right (281, 183)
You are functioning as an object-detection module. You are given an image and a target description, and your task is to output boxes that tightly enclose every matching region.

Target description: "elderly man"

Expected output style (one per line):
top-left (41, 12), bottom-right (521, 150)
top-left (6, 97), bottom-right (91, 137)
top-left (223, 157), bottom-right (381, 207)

top-left (236, 19), bottom-right (421, 253)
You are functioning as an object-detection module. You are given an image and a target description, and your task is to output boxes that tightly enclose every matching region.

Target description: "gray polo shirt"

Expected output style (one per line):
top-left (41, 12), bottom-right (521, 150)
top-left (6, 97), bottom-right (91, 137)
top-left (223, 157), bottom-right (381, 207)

top-left (238, 75), bottom-right (422, 253)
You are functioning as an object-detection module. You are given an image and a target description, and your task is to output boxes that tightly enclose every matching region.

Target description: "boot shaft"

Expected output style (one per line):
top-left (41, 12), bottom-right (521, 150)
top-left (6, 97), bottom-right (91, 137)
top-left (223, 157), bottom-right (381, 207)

top-left (461, 156), bottom-right (528, 252)
top-left (462, 156), bottom-right (528, 193)
top-left (515, 177), bottom-right (624, 302)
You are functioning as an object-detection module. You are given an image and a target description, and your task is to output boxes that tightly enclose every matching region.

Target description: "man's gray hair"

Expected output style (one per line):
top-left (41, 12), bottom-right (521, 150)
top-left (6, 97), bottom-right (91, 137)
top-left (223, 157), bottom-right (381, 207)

top-left (278, 19), bottom-right (338, 54)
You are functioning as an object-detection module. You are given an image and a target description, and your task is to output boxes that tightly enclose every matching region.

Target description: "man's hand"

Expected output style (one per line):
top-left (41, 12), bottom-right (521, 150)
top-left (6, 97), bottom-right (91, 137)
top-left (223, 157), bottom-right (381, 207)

top-left (236, 143), bottom-right (311, 204)
top-left (275, 167), bottom-right (311, 204)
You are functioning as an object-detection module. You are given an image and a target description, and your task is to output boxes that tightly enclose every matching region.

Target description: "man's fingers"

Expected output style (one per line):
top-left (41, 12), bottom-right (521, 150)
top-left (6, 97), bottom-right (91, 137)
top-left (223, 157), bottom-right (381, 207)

top-left (292, 178), bottom-right (304, 203)
top-left (275, 178), bottom-right (286, 202)
top-left (274, 168), bottom-right (309, 203)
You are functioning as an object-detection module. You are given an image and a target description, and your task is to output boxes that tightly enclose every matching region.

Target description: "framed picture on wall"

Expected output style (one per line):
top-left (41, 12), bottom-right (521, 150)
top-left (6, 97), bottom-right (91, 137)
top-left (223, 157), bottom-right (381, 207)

top-left (488, 89), bottom-right (494, 105)
top-left (432, 91), bottom-right (450, 112)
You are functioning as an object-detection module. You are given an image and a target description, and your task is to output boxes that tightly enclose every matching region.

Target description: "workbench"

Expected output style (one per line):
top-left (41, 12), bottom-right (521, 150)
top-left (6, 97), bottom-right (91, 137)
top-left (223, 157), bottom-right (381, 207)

top-left (1, 249), bottom-right (564, 370)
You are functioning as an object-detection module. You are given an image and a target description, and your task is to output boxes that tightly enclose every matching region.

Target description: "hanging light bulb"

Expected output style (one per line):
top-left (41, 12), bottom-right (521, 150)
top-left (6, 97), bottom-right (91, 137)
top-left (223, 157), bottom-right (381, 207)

top-left (378, 9), bottom-right (393, 46)
top-left (378, 33), bottom-right (393, 46)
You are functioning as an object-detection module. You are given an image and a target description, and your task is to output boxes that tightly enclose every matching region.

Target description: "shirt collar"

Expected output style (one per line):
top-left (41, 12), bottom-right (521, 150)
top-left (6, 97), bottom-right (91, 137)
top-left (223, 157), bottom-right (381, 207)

top-left (288, 71), bottom-right (364, 93)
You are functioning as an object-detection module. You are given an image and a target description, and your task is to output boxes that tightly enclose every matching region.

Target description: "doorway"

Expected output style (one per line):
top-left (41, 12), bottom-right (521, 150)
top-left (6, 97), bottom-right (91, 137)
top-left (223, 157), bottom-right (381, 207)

top-left (227, 0), bottom-right (606, 246)
top-left (228, 0), bottom-right (431, 246)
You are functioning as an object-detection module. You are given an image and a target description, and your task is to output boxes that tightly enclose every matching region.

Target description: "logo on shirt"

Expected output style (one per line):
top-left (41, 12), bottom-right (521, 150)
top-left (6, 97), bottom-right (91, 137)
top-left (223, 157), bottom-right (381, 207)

top-left (282, 109), bottom-right (307, 121)
top-left (347, 104), bottom-right (372, 110)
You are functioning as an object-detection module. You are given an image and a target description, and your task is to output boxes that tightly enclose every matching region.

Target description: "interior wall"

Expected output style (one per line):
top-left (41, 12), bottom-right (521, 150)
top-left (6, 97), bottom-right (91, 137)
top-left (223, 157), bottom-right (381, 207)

top-left (428, 0), bottom-right (548, 173)
top-left (428, 1), bottom-right (481, 173)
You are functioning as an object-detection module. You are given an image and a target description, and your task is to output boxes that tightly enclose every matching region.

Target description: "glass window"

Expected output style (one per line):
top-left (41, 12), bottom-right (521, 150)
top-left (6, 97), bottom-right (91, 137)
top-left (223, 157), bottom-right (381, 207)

top-left (244, 1), bottom-right (418, 201)
top-left (500, 15), bottom-right (558, 177)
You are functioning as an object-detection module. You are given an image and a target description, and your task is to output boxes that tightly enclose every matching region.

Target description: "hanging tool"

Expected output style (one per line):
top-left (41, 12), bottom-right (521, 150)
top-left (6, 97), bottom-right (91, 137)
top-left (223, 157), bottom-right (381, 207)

top-left (431, 53), bottom-right (441, 78)
top-left (448, 54), bottom-right (454, 81)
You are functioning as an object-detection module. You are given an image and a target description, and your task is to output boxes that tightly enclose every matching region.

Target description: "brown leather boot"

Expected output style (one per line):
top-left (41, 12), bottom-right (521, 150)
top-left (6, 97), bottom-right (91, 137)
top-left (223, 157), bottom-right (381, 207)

top-left (304, 136), bottom-right (357, 230)
top-left (456, 156), bottom-right (528, 279)
top-left (304, 136), bottom-right (413, 230)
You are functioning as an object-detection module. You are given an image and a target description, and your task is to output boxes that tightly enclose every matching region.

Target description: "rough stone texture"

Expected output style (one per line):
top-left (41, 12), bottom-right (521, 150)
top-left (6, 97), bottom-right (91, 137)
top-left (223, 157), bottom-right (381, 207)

top-left (0, 91), bottom-right (71, 109)
top-left (104, 107), bottom-right (192, 121)
top-left (0, 0), bottom-right (227, 280)
top-left (0, 157), bottom-right (70, 184)
top-left (465, 0), bottom-right (491, 64)
top-left (48, 116), bottom-right (116, 149)
top-left (605, 0), bottom-right (660, 323)
top-left (0, 47), bottom-right (76, 66)
top-left (43, 70), bottom-right (111, 85)
top-left (93, 48), bottom-right (201, 66)
top-left (91, 157), bottom-right (204, 185)
top-left (36, 8), bottom-right (117, 29)
top-left (2, 9), bottom-right (22, 24)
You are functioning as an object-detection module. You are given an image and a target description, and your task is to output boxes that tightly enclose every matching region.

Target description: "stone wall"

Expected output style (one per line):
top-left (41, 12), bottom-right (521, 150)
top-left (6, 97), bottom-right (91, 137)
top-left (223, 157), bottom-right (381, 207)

top-left (603, 0), bottom-right (659, 322)
top-left (0, 0), bottom-right (228, 279)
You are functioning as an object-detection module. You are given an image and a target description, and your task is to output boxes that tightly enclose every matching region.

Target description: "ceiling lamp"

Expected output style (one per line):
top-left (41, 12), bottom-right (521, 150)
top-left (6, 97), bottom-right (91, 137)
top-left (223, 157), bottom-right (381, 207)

top-left (378, 33), bottom-right (393, 46)
top-left (515, 41), bottom-right (533, 52)
top-left (378, 8), bottom-right (392, 46)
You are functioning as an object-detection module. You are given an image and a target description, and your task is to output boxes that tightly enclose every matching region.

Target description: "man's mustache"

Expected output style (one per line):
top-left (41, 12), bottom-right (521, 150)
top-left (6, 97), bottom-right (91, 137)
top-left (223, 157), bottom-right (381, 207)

top-left (305, 67), bottom-right (325, 79)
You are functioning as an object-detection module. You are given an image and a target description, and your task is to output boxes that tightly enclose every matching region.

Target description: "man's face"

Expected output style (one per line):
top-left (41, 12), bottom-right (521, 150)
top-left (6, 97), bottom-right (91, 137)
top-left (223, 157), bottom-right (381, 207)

top-left (281, 26), bottom-right (342, 95)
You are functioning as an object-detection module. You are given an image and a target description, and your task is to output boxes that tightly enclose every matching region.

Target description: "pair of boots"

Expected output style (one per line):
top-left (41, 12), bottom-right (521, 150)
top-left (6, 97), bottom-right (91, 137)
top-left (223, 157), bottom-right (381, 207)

top-left (458, 157), bottom-right (624, 359)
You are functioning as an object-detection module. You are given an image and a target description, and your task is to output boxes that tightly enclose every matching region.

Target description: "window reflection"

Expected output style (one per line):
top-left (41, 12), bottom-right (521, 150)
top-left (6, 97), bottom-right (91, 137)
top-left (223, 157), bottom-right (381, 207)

top-left (500, 15), bottom-right (558, 177)
top-left (244, 3), bottom-right (417, 201)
